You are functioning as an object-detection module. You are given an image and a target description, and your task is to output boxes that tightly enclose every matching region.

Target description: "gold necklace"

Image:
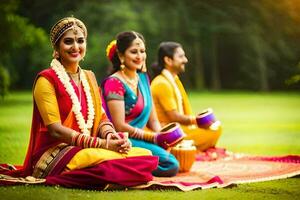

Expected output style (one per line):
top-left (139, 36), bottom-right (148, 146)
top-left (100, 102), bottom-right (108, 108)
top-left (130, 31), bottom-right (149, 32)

top-left (121, 70), bottom-right (139, 89)
top-left (67, 72), bottom-right (80, 85)
top-left (67, 70), bottom-right (82, 106)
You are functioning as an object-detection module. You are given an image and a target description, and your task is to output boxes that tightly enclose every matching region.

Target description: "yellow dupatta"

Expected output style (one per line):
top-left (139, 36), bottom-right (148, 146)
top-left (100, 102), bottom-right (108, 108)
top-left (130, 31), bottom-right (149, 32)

top-left (174, 76), bottom-right (193, 115)
top-left (162, 69), bottom-right (193, 115)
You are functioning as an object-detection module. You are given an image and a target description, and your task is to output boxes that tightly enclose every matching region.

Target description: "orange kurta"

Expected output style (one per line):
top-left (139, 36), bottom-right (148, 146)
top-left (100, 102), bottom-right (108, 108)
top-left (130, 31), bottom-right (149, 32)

top-left (151, 73), bottom-right (221, 151)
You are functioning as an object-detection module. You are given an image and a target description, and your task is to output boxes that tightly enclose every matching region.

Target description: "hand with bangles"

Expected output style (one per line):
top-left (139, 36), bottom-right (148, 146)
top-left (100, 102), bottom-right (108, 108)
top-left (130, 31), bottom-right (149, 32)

top-left (97, 121), bottom-right (131, 153)
top-left (70, 130), bottom-right (131, 154)
top-left (132, 123), bottom-right (185, 150)
top-left (106, 132), bottom-right (132, 154)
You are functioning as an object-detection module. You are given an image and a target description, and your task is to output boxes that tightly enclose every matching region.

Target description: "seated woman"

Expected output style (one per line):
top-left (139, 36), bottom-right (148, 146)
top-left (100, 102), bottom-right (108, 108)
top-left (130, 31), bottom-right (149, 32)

top-left (151, 42), bottom-right (222, 152)
top-left (0, 17), bottom-right (158, 189)
top-left (101, 31), bottom-right (179, 177)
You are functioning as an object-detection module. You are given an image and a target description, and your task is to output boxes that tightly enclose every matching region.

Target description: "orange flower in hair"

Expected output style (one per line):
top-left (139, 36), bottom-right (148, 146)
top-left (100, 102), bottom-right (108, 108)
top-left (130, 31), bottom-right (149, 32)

top-left (106, 40), bottom-right (117, 61)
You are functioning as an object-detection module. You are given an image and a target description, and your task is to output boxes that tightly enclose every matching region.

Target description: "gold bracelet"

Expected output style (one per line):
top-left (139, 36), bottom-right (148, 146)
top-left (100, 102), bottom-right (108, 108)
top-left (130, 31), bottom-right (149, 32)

top-left (102, 129), bottom-right (114, 138)
top-left (99, 121), bottom-right (114, 129)
top-left (97, 121), bottom-right (114, 134)
top-left (189, 116), bottom-right (196, 125)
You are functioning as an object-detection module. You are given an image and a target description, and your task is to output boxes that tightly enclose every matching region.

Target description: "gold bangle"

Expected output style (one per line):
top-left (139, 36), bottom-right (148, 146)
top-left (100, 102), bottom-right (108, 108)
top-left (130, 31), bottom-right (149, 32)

top-left (189, 116), bottom-right (196, 125)
top-left (102, 129), bottom-right (114, 138)
top-left (133, 127), bottom-right (143, 135)
top-left (98, 121), bottom-right (114, 132)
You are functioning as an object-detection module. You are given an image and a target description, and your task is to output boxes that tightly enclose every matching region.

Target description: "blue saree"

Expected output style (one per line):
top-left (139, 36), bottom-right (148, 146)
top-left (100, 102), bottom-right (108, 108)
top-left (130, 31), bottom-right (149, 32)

top-left (101, 72), bottom-right (179, 177)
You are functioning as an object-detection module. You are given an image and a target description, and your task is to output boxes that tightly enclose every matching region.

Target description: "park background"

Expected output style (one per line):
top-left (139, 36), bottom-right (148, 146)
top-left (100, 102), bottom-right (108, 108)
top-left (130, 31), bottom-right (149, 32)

top-left (0, 0), bottom-right (299, 199)
top-left (1, 0), bottom-right (300, 92)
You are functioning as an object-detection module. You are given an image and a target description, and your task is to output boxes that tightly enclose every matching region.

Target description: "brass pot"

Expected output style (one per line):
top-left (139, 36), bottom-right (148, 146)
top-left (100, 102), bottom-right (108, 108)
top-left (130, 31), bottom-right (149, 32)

top-left (171, 140), bottom-right (196, 172)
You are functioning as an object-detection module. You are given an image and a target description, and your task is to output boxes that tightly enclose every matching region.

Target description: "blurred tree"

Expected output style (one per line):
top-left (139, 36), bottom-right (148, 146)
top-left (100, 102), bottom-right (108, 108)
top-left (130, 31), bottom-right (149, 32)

top-left (19, 0), bottom-right (79, 30)
top-left (239, 0), bottom-right (300, 91)
top-left (0, 65), bottom-right (10, 98)
top-left (0, 0), bottom-right (51, 89)
top-left (1, 0), bottom-right (300, 91)
top-left (74, 0), bottom-right (143, 81)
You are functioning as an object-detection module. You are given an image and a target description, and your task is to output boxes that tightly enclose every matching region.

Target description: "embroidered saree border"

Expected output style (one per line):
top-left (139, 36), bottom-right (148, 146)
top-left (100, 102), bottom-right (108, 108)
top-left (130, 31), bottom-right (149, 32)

top-left (32, 143), bottom-right (73, 178)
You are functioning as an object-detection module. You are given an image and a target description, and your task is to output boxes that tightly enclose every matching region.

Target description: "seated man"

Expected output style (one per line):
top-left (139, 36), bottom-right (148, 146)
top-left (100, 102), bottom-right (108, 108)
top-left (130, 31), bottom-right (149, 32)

top-left (151, 41), bottom-right (222, 152)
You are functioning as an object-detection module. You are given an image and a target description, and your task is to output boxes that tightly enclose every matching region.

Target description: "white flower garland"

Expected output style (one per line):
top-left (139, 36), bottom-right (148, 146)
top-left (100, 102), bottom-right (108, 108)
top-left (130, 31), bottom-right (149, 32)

top-left (51, 59), bottom-right (95, 135)
top-left (162, 69), bottom-right (184, 114)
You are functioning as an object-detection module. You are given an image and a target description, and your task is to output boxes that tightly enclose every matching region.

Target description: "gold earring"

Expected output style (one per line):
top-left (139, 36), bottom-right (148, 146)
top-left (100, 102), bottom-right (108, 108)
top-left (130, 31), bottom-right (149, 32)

top-left (141, 63), bottom-right (147, 72)
top-left (53, 51), bottom-right (59, 59)
top-left (120, 60), bottom-right (125, 70)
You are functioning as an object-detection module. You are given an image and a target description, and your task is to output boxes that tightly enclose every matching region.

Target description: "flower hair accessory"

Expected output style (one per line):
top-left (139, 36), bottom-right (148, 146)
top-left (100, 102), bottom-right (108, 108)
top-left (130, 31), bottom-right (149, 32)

top-left (106, 40), bottom-right (117, 61)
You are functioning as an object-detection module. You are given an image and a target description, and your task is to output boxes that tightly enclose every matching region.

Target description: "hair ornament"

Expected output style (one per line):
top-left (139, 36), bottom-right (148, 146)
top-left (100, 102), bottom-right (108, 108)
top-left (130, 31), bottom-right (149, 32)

top-left (50, 17), bottom-right (87, 48)
top-left (106, 40), bottom-right (117, 61)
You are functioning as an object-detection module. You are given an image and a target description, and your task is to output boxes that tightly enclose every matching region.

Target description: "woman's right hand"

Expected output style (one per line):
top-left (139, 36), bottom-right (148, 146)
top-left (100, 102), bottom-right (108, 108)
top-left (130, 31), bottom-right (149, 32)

top-left (106, 132), bottom-right (122, 140)
top-left (105, 137), bottom-right (131, 153)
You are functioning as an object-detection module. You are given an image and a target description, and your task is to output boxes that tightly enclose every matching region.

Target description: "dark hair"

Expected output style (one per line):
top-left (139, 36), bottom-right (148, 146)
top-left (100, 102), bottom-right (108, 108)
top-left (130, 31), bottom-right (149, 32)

top-left (110, 31), bottom-right (145, 73)
top-left (152, 41), bottom-right (182, 78)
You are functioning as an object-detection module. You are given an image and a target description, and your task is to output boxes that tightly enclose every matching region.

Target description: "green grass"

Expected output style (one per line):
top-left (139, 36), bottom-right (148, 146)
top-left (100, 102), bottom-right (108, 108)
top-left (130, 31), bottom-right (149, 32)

top-left (189, 91), bottom-right (300, 155)
top-left (0, 91), bottom-right (300, 199)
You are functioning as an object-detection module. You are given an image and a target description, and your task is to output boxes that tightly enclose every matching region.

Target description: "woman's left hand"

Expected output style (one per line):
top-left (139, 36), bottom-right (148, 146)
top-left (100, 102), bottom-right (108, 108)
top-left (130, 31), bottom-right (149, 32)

top-left (118, 132), bottom-right (131, 153)
top-left (119, 138), bottom-right (132, 153)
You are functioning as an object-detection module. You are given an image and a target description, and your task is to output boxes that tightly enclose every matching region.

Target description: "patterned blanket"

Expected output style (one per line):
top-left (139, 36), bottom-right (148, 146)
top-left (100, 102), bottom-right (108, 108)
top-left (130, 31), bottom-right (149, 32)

top-left (135, 149), bottom-right (300, 191)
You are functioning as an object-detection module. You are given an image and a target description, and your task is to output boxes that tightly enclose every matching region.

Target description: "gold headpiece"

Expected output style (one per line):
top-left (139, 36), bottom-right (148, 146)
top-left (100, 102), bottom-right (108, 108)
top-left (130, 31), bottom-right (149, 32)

top-left (50, 17), bottom-right (87, 48)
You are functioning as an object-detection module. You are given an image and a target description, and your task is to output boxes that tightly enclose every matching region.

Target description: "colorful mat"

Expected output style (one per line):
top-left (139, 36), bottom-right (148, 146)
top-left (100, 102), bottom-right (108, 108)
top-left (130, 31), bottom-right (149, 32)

top-left (135, 152), bottom-right (300, 191)
top-left (1, 151), bottom-right (300, 191)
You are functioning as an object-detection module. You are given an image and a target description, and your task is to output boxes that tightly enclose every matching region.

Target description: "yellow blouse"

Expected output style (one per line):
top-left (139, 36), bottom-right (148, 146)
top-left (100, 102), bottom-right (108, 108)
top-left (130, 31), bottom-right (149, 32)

top-left (33, 77), bottom-right (60, 126)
